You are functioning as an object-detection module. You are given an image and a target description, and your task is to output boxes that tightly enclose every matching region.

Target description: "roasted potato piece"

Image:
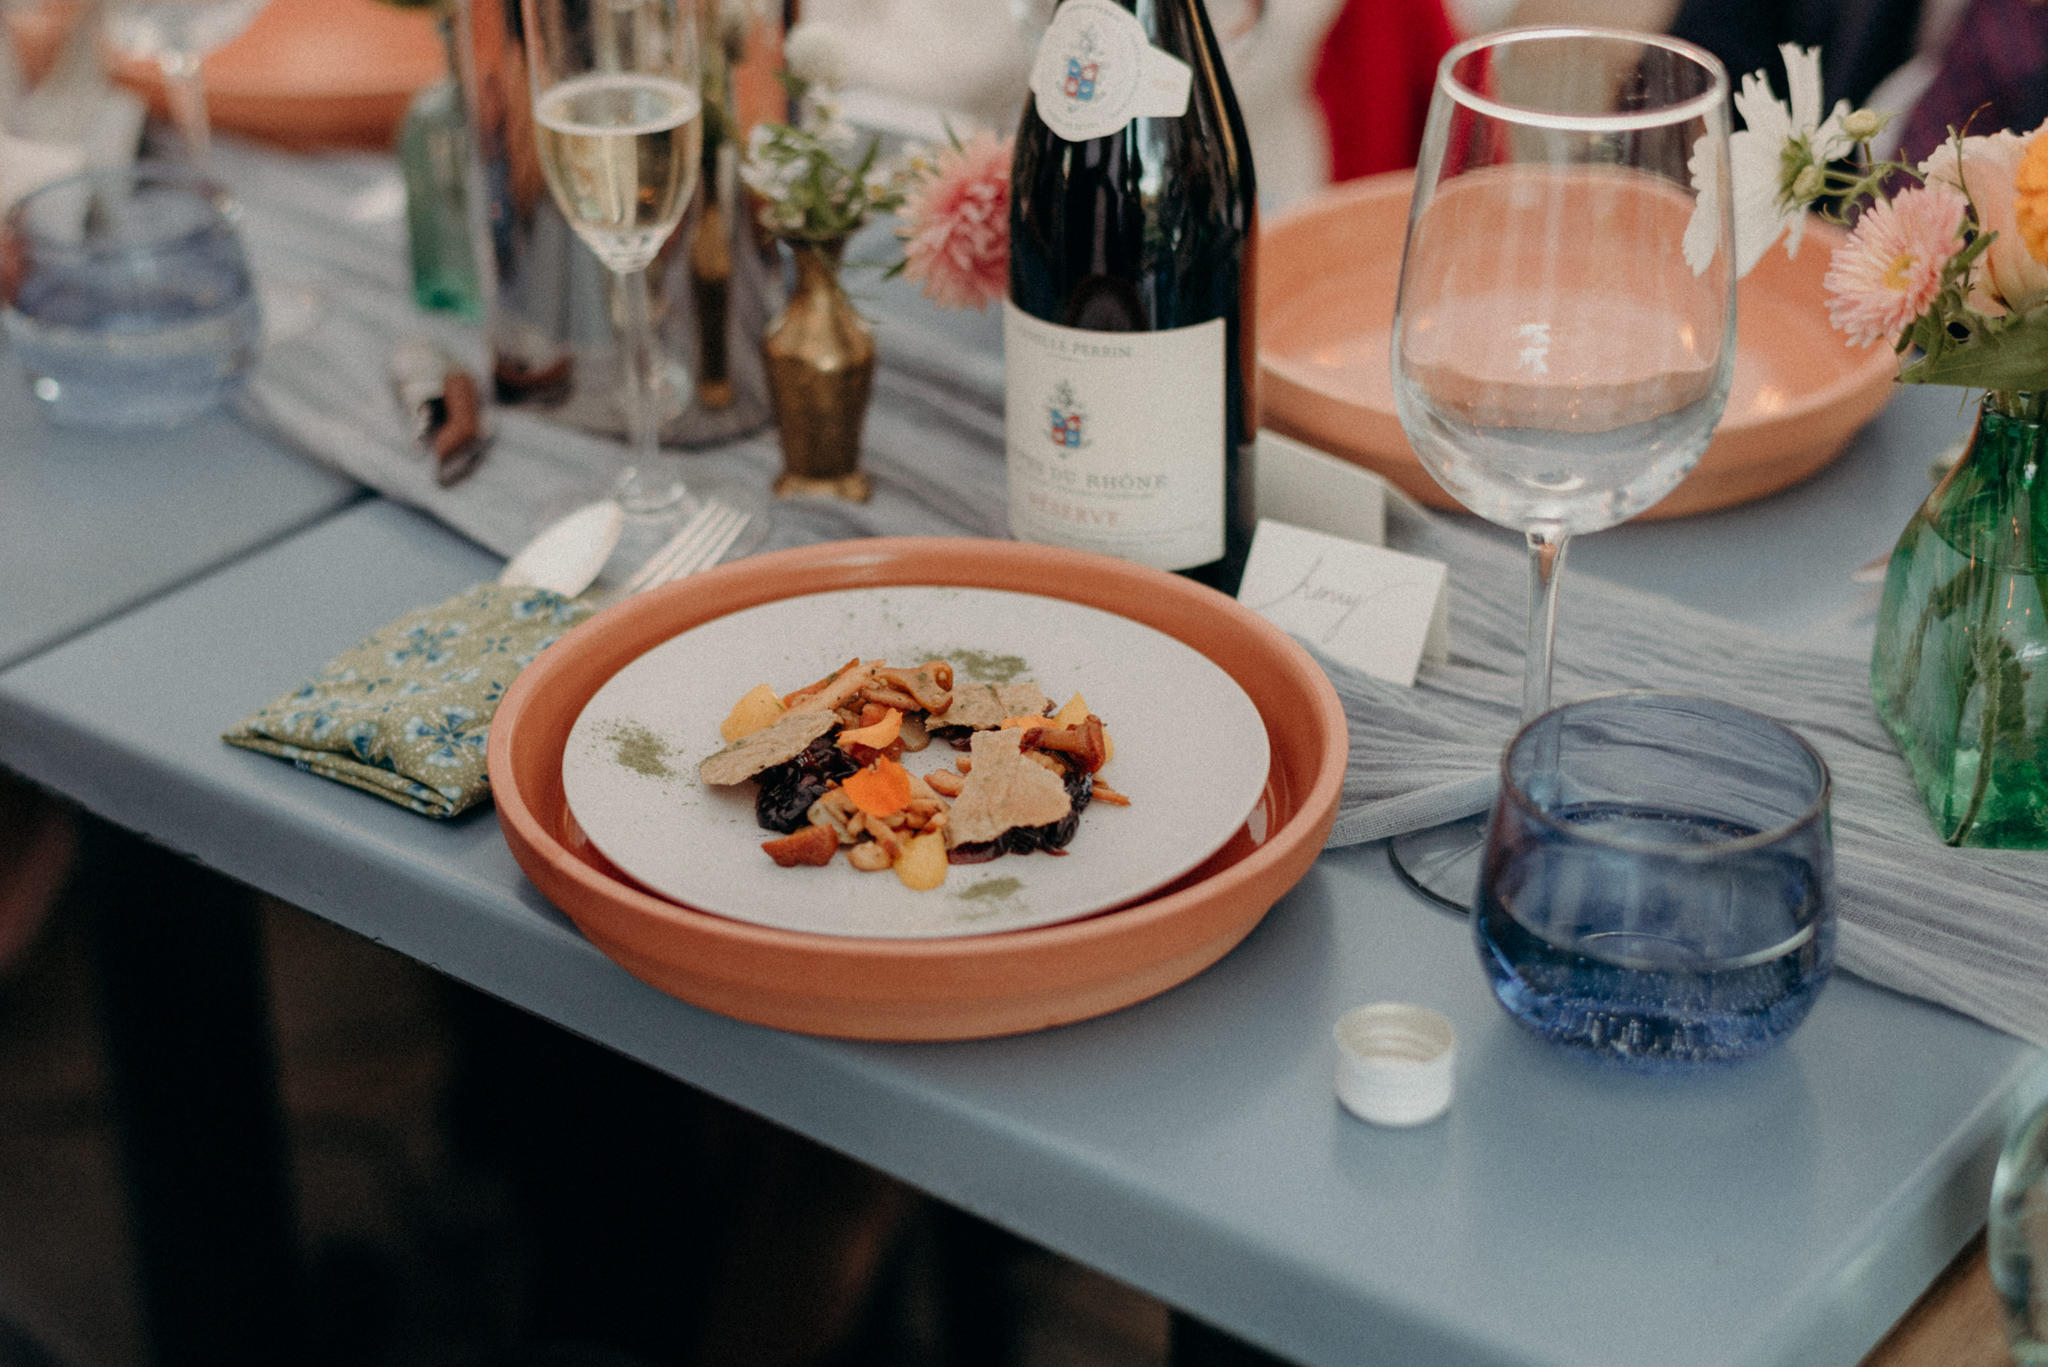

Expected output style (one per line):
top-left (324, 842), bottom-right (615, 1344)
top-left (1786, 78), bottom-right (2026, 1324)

top-left (720, 683), bottom-right (786, 741)
top-left (761, 823), bottom-right (837, 867)
top-left (895, 831), bottom-right (948, 890)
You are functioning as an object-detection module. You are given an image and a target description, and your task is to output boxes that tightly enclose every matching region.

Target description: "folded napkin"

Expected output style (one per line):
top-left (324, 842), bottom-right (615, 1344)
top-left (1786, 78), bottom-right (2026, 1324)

top-left (223, 582), bottom-right (595, 818)
top-left (1335, 498), bottom-right (2048, 1051)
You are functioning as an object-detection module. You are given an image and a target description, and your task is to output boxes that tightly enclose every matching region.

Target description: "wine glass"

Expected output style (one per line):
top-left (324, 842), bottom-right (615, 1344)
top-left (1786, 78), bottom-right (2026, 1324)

top-left (1386, 26), bottom-right (1737, 910)
top-left (102, 0), bottom-right (271, 168)
top-left (521, 0), bottom-right (763, 554)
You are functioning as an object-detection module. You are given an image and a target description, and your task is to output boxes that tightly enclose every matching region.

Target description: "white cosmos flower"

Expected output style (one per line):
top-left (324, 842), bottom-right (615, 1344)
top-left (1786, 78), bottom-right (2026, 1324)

top-left (1725, 44), bottom-right (1853, 277)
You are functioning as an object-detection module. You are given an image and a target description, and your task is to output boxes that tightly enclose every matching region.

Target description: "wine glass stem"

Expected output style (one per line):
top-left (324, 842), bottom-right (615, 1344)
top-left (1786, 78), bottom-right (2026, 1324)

top-left (158, 50), bottom-right (211, 169)
top-left (610, 263), bottom-right (685, 511)
top-left (1522, 524), bottom-right (1569, 723)
top-left (619, 264), bottom-right (658, 467)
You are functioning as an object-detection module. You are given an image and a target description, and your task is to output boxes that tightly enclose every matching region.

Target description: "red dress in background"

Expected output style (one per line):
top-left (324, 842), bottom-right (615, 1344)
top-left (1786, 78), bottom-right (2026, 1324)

top-left (1312, 0), bottom-right (1462, 181)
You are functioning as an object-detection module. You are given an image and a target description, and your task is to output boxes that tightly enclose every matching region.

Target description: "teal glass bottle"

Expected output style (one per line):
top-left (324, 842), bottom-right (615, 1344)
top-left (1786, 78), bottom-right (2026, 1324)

top-left (1871, 390), bottom-right (2048, 847)
top-left (398, 11), bottom-right (481, 319)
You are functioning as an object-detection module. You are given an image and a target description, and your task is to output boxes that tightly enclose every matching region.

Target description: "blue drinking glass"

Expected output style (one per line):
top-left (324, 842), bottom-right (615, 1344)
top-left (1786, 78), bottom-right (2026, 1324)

top-left (2, 163), bottom-right (262, 429)
top-left (1475, 692), bottom-right (1835, 1072)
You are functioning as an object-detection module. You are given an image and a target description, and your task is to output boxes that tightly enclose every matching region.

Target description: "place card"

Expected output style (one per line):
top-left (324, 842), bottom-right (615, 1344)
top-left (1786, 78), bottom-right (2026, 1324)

top-left (1237, 518), bottom-right (1448, 686)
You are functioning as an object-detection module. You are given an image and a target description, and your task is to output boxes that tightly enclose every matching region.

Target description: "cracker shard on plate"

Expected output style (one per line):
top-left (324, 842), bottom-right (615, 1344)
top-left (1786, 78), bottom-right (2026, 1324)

top-left (945, 728), bottom-right (1072, 848)
top-left (699, 710), bottom-right (837, 786)
top-left (943, 681), bottom-right (1052, 730)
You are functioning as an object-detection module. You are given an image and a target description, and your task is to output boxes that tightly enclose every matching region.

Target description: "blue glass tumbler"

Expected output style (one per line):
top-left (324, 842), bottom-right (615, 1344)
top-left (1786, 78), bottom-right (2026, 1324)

top-left (1475, 692), bottom-right (1836, 1072)
top-left (1, 164), bottom-right (262, 428)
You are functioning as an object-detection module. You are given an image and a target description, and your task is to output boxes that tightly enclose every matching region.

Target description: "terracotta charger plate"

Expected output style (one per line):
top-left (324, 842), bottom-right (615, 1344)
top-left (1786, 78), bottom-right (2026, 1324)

top-left (1259, 170), bottom-right (1899, 520)
top-left (8, 0), bottom-right (448, 150)
top-left (488, 538), bottom-right (1349, 1041)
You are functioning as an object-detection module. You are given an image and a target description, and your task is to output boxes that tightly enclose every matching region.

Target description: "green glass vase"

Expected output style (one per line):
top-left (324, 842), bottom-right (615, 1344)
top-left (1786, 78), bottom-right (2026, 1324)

top-left (1872, 390), bottom-right (2048, 847)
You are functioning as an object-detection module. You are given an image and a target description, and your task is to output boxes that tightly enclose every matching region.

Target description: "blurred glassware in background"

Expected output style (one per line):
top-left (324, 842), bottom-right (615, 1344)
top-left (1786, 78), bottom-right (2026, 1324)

top-left (1994, 1093), bottom-right (2048, 1367)
top-left (387, 0), bottom-right (480, 317)
top-left (399, 65), bottom-right (479, 316)
top-left (461, 0), bottom-right (776, 448)
top-left (1, 162), bottom-right (261, 426)
top-left (99, 0), bottom-right (268, 167)
top-left (0, 0), bottom-right (146, 206)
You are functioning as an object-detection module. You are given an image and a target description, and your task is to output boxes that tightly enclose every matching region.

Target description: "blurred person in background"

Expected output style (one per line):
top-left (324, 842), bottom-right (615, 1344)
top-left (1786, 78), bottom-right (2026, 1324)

top-left (788, 0), bottom-right (1704, 207)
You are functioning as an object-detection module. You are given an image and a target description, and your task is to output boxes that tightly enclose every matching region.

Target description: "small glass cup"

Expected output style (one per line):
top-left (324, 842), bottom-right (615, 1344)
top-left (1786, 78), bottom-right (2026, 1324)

top-left (2, 163), bottom-right (262, 428)
top-left (1475, 692), bottom-right (1835, 1072)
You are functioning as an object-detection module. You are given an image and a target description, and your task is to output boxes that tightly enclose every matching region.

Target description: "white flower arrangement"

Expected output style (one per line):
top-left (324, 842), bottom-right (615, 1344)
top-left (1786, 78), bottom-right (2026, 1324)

top-left (1700, 43), bottom-right (2048, 396)
top-left (738, 23), bottom-right (909, 244)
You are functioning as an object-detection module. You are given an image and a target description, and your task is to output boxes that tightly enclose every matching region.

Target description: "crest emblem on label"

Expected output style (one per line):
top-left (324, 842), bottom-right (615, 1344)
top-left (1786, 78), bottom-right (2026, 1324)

top-left (1028, 0), bottom-right (1191, 142)
top-left (1048, 380), bottom-right (1088, 451)
top-left (1064, 56), bottom-right (1100, 102)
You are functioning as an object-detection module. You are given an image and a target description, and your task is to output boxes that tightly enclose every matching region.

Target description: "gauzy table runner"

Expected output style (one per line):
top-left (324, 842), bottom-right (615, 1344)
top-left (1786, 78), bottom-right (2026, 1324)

top-left (222, 140), bottom-right (2048, 1050)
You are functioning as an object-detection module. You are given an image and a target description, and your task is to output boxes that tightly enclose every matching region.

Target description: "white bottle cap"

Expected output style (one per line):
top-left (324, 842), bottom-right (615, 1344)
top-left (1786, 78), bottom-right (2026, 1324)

top-left (1333, 1003), bottom-right (1456, 1127)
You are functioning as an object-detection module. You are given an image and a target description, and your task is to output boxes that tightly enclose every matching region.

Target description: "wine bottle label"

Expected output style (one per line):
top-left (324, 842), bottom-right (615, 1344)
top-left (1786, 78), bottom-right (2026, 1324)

top-left (1004, 302), bottom-right (1225, 570)
top-left (1027, 0), bottom-right (1192, 142)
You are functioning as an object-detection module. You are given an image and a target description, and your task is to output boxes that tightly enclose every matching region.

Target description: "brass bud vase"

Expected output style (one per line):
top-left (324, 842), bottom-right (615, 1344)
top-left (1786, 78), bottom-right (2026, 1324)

top-left (763, 239), bottom-right (874, 501)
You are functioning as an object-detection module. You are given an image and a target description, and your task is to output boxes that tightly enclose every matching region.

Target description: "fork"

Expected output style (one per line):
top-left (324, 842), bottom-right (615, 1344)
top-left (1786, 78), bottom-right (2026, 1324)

top-left (610, 501), bottom-right (753, 599)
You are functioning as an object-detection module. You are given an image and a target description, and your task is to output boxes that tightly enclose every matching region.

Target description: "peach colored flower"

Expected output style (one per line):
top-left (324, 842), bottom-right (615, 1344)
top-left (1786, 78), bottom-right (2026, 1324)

top-left (2018, 130), bottom-right (2048, 274)
top-left (896, 131), bottom-right (1011, 311)
top-left (1823, 181), bottom-right (1969, 347)
top-left (1920, 121), bottom-right (2048, 314)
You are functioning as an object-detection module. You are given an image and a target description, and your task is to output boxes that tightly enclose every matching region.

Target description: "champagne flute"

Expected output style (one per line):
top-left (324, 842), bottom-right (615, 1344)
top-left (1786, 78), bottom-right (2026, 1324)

top-left (1387, 26), bottom-right (1737, 910)
top-left (102, 0), bottom-right (271, 168)
top-left (522, 0), bottom-right (748, 536)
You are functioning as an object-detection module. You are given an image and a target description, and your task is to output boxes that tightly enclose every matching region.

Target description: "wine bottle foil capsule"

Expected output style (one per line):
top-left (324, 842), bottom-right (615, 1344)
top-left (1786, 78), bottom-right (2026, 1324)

top-left (1333, 1003), bottom-right (1456, 1127)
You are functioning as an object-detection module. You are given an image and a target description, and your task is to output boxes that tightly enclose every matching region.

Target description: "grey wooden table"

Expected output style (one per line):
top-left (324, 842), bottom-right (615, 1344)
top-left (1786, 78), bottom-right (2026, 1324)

top-left (1, 373), bottom-right (2042, 1367)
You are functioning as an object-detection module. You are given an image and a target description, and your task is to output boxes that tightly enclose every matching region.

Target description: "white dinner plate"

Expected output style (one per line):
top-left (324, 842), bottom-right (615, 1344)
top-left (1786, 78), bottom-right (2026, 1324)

top-left (560, 585), bottom-right (1272, 939)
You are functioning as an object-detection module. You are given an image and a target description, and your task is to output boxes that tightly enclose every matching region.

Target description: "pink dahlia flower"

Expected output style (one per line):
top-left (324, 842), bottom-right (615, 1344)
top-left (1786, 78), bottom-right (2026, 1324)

top-left (1823, 182), bottom-right (1969, 348)
top-left (897, 131), bottom-right (1012, 311)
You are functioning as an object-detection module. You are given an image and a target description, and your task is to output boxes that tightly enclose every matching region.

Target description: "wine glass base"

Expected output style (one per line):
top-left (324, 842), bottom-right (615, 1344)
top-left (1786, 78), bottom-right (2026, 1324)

top-left (1387, 814), bottom-right (1489, 915)
top-left (602, 481), bottom-right (771, 588)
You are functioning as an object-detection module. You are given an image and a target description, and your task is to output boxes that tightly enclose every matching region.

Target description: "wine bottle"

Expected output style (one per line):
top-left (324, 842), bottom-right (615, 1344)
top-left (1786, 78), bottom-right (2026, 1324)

top-left (1006, 0), bottom-right (1258, 594)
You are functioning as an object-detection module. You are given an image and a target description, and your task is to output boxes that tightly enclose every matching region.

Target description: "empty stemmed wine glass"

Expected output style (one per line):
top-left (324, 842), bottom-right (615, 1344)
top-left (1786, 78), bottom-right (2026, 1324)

top-left (521, 0), bottom-right (763, 560)
top-left (102, 0), bottom-right (270, 168)
top-left (1387, 26), bottom-right (1738, 910)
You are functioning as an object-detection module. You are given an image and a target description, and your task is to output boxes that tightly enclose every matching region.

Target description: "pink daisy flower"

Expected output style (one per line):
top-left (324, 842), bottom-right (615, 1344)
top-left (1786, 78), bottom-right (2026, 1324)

top-left (1822, 182), bottom-right (1969, 348)
top-left (897, 131), bottom-right (1012, 312)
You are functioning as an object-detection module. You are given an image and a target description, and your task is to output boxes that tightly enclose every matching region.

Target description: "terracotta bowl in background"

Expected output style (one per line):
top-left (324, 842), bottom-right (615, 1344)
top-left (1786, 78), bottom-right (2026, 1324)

top-left (488, 538), bottom-right (1348, 1042)
top-left (1258, 170), bottom-right (1900, 520)
top-left (10, 0), bottom-right (445, 150)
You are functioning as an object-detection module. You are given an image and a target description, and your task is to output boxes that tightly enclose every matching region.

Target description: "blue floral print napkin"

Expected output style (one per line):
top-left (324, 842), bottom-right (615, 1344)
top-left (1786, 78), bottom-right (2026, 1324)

top-left (223, 582), bottom-right (595, 818)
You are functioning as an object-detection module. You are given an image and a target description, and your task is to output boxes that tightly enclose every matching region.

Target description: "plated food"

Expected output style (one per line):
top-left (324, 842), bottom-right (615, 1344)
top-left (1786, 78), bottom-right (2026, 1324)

top-left (697, 656), bottom-right (1129, 891)
top-left (558, 584), bottom-right (1271, 940)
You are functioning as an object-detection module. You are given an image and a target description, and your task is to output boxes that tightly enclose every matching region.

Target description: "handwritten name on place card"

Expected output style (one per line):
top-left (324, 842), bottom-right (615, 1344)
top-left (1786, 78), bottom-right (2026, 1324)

top-left (1236, 519), bottom-right (1448, 686)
